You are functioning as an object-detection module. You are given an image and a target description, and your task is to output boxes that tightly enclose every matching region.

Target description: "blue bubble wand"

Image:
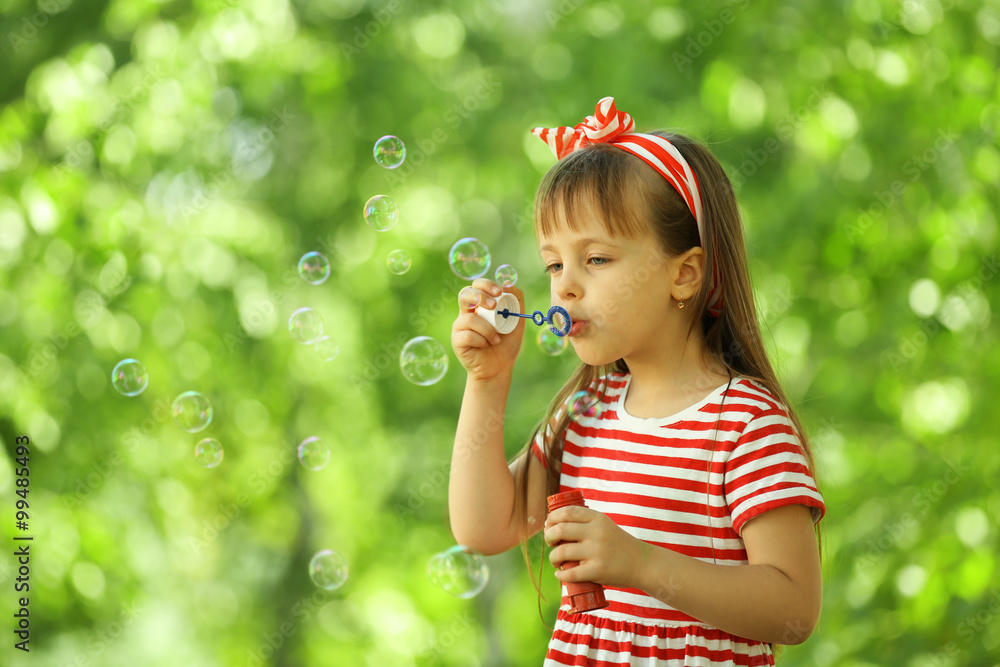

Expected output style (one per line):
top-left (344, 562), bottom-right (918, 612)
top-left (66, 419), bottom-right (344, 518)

top-left (500, 305), bottom-right (572, 337)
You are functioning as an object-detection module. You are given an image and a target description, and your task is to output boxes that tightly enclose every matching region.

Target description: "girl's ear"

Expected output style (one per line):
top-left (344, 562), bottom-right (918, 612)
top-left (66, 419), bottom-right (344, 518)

top-left (671, 247), bottom-right (706, 297)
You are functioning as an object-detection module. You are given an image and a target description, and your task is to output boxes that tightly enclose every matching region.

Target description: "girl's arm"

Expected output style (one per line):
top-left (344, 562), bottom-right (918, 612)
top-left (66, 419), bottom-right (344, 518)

top-left (544, 504), bottom-right (822, 644)
top-left (448, 281), bottom-right (547, 555)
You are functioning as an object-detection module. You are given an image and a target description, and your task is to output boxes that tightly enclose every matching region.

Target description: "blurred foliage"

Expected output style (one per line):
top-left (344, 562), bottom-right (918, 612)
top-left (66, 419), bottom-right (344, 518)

top-left (0, 0), bottom-right (998, 665)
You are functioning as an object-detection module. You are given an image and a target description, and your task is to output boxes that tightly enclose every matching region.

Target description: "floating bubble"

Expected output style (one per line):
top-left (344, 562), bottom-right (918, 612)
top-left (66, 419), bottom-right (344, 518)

top-left (309, 549), bottom-right (349, 591)
top-left (387, 249), bottom-right (411, 275)
top-left (537, 328), bottom-right (568, 356)
top-left (568, 390), bottom-right (603, 421)
top-left (373, 135), bottom-right (406, 169)
top-left (298, 251), bottom-right (331, 285)
top-left (315, 336), bottom-right (340, 362)
top-left (449, 238), bottom-right (491, 280)
top-left (399, 336), bottom-right (449, 386)
top-left (111, 358), bottom-right (149, 396)
top-left (289, 307), bottom-right (324, 344)
top-left (298, 436), bottom-right (331, 471)
top-left (427, 545), bottom-right (489, 599)
top-left (495, 264), bottom-right (518, 287)
top-left (364, 194), bottom-right (399, 232)
top-left (194, 438), bottom-right (224, 468)
top-left (172, 391), bottom-right (214, 433)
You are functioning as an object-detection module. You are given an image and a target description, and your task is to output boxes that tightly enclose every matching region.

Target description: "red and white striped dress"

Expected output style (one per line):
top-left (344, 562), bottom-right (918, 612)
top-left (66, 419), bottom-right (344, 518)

top-left (531, 373), bottom-right (825, 666)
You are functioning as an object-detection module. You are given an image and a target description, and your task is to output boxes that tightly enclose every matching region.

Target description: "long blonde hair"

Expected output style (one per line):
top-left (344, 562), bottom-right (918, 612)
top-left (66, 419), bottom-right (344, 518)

top-left (514, 132), bottom-right (821, 635)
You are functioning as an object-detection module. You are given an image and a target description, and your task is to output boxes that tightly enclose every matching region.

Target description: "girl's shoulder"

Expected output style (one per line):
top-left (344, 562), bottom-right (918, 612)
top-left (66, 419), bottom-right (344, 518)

top-left (725, 376), bottom-right (787, 413)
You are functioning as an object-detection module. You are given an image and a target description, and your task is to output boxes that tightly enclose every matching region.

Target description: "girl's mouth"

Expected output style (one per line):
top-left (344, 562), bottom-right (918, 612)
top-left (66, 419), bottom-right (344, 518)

top-left (568, 321), bottom-right (588, 337)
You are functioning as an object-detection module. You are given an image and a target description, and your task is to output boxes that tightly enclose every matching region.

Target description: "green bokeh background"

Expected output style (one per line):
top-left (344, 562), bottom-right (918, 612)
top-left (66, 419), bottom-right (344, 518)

top-left (1, 0), bottom-right (998, 664)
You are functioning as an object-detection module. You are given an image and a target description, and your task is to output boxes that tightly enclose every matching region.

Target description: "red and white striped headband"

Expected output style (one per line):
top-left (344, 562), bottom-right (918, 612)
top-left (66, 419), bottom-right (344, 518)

top-left (532, 96), bottom-right (722, 317)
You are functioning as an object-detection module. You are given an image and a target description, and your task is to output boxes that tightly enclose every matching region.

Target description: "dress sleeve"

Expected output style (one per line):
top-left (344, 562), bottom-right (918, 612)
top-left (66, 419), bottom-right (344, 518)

top-left (530, 425), bottom-right (549, 469)
top-left (724, 407), bottom-right (825, 535)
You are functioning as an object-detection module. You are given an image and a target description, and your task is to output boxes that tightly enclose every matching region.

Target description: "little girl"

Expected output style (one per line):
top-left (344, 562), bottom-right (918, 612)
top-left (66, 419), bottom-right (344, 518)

top-left (449, 97), bottom-right (825, 666)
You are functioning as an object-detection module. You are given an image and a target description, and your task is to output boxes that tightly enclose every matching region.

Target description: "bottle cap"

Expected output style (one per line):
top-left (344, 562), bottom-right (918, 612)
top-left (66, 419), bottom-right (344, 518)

top-left (476, 292), bottom-right (520, 335)
top-left (547, 489), bottom-right (586, 513)
top-left (568, 589), bottom-right (609, 614)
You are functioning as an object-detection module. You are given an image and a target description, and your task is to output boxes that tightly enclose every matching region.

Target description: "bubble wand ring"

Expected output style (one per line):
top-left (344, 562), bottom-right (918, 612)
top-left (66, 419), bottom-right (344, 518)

top-left (500, 305), bottom-right (572, 337)
top-left (473, 293), bottom-right (571, 337)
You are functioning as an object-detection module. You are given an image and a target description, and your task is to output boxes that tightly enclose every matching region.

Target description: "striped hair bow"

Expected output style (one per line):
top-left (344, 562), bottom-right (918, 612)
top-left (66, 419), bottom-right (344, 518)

top-left (531, 96), bottom-right (723, 317)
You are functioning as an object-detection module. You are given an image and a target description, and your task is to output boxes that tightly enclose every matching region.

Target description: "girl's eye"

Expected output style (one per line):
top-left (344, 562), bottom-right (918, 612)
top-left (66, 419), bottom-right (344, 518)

top-left (589, 257), bottom-right (610, 266)
top-left (543, 263), bottom-right (562, 274)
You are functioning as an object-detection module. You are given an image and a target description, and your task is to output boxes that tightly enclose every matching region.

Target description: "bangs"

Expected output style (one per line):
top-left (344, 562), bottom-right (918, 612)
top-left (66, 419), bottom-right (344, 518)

top-left (533, 144), bottom-right (654, 242)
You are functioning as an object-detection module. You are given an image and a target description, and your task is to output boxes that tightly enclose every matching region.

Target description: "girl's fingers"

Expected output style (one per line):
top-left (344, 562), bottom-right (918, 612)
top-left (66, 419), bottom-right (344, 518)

top-left (451, 329), bottom-right (492, 350)
top-left (454, 313), bottom-right (502, 345)
top-left (543, 519), bottom-right (585, 547)
top-left (471, 278), bottom-right (503, 297)
top-left (548, 542), bottom-right (583, 569)
top-left (458, 285), bottom-right (500, 312)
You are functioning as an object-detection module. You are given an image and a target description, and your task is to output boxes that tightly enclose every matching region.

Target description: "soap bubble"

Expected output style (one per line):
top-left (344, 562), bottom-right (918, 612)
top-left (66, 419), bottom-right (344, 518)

top-left (364, 194), bottom-right (399, 232)
top-left (172, 391), bottom-right (214, 433)
top-left (449, 238), bottom-right (491, 280)
top-left (387, 249), bottom-right (411, 275)
top-left (309, 549), bottom-right (349, 591)
top-left (298, 251), bottom-right (331, 285)
top-left (298, 436), bottom-right (331, 471)
top-left (399, 336), bottom-right (449, 386)
top-left (568, 390), bottom-right (603, 421)
top-left (373, 135), bottom-right (406, 169)
top-left (289, 307), bottom-right (324, 344)
top-left (315, 336), bottom-right (340, 362)
top-left (427, 545), bottom-right (489, 598)
top-left (537, 328), bottom-right (568, 356)
top-left (495, 264), bottom-right (518, 287)
top-left (111, 358), bottom-right (149, 396)
top-left (194, 438), bottom-right (224, 468)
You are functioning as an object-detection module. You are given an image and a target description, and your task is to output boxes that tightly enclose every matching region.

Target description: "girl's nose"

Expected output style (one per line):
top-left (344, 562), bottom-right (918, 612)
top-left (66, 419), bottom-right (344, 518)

top-left (555, 267), bottom-right (582, 301)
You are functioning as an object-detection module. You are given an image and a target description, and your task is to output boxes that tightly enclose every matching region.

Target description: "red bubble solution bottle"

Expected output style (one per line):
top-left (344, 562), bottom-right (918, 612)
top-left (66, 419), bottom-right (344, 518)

top-left (546, 489), bottom-right (609, 614)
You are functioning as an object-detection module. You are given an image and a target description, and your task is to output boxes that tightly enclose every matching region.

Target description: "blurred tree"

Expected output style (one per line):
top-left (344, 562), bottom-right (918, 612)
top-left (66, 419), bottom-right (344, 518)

top-left (0, 0), bottom-right (997, 665)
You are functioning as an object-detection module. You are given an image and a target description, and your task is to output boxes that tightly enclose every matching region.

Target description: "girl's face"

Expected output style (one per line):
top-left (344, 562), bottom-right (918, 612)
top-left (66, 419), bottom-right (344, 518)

top-left (538, 202), bottom-right (692, 368)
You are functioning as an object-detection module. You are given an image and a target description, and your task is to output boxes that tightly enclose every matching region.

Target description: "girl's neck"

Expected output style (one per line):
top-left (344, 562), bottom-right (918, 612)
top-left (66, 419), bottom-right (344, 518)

top-left (622, 335), bottom-right (731, 419)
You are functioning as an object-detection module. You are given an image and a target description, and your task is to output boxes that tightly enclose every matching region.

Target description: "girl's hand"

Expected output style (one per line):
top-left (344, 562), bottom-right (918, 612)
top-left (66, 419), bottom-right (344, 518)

top-left (544, 506), bottom-right (651, 590)
top-left (451, 280), bottom-right (525, 383)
